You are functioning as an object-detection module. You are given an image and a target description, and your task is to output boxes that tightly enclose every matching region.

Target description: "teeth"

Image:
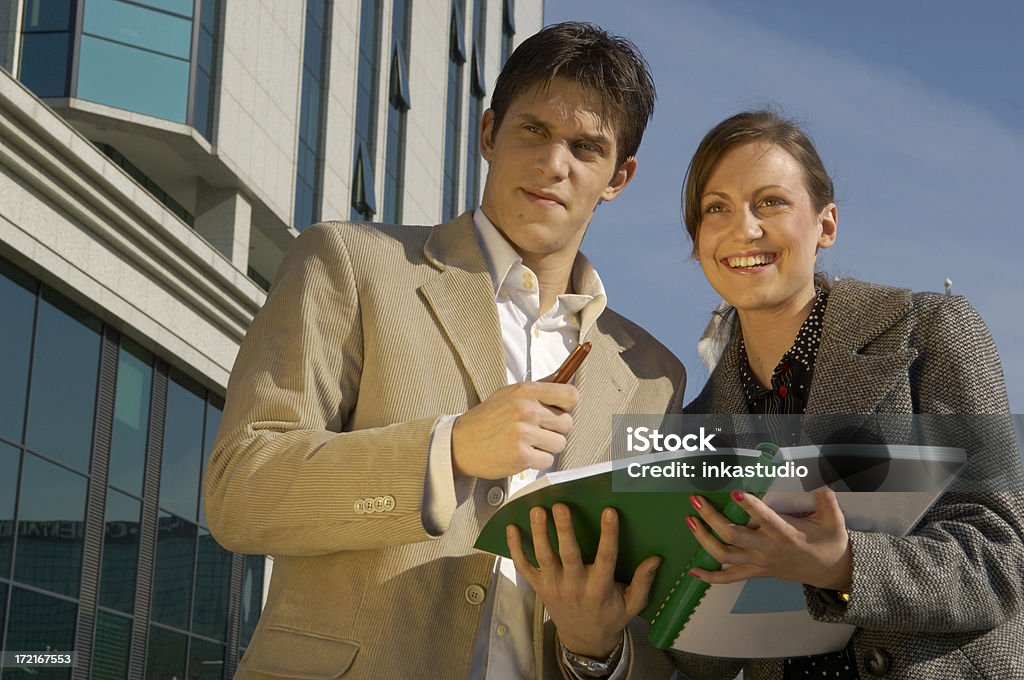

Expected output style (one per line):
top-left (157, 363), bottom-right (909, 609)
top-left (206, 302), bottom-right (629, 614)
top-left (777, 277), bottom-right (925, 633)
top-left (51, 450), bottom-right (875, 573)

top-left (727, 254), bottom-right (773, 268)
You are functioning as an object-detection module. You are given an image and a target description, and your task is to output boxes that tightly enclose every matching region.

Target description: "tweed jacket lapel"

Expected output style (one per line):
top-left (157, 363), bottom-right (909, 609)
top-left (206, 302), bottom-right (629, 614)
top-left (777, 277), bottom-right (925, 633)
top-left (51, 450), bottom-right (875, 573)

top-left (806, 279), bottom-right (918, 414)
top-left (558, 309), bottom-right (640, 470)
top-left (419, 212), bottom-right (508, 404)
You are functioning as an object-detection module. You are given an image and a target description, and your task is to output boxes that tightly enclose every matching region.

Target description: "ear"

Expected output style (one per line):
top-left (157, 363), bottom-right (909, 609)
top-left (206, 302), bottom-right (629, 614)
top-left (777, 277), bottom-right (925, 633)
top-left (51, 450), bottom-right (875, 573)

top-left (600, 156), bottom-right (639, 203)
top-left (480, 109), bottom-right (496, 161)
top-left (817, 203), bottom-right (838, 250)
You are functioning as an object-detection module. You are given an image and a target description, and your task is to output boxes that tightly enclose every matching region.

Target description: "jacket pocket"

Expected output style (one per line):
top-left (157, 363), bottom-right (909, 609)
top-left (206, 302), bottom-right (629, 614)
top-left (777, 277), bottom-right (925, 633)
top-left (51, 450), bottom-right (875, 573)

top-left (239, 626), bottom-right (360, 679)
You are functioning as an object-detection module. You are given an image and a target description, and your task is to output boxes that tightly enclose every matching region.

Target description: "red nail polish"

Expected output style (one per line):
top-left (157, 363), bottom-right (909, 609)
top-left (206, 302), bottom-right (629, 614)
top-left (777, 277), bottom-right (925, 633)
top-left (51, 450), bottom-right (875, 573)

top-left (731, 490), bottom-right (745, 502)
top-left (688, 570), bottom-right (700, 578)
top-left (686, 516), bottom-right (698, 532)
top-left (689, 496), bottom-right (703, 511)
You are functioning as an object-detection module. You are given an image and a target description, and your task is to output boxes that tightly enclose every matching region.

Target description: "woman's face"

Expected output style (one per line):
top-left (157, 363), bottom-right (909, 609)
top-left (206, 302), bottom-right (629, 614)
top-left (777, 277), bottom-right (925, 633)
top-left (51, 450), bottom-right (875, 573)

top-left (696, 141), bottom-right (837, 319)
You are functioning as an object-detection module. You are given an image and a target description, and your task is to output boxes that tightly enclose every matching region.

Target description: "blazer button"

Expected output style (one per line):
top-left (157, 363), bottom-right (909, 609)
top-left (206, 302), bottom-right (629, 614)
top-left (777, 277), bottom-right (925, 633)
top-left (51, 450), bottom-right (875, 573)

top-left (486, 486), bottom-right (505, 506)
top-left (465, 584), bottom-right (485, 606)
top-left (383, 495), bottom-right (395, 511)
top-left (863, 647), bottom-right (892, 676)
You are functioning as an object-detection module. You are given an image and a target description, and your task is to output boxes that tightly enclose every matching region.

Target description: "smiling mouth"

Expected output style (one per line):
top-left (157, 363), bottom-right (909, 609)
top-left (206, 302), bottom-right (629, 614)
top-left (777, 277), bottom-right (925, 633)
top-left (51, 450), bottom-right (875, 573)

top-left (725, 253), bottom-right (777, 269)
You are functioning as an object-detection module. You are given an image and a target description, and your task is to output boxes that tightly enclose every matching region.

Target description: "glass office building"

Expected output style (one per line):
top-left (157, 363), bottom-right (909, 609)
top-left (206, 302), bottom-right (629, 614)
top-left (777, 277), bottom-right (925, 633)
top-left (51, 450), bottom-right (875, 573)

top-left (0, 0), bottom-right (540, 676)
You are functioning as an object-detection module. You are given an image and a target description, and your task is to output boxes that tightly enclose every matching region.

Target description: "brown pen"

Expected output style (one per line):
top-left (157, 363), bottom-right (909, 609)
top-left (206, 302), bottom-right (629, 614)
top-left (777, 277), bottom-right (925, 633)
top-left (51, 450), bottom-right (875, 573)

top-left (552, 341), bottom-right (591, 384)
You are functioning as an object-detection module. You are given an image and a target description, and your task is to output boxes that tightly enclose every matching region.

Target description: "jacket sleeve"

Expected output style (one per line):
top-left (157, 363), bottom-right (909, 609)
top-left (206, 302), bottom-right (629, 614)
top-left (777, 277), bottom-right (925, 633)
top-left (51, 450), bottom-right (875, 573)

top-left (204, 223), bottom-right (439, 557)
top-left (807, 294), bottom-right (1024, 632)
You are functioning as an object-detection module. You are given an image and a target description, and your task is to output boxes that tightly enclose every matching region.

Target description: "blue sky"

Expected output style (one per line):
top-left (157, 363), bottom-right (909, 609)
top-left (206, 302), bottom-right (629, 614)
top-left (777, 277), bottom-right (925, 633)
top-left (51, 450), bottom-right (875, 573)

top-left (543, 0), bottom-right (1024, 411)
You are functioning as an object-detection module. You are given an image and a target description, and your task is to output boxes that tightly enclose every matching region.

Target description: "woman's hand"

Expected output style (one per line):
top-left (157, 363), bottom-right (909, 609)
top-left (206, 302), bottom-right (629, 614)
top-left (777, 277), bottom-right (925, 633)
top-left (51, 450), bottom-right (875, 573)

top-left (687, 488), bottom-right (853, 591)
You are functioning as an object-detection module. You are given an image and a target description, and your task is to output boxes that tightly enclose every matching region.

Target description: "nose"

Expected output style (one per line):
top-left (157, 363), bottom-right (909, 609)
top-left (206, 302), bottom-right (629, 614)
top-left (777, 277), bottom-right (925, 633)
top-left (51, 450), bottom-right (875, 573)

top-left (734, 205), bottom-right (763, 241)
top-left (535, 140), bottom-right (571, 179)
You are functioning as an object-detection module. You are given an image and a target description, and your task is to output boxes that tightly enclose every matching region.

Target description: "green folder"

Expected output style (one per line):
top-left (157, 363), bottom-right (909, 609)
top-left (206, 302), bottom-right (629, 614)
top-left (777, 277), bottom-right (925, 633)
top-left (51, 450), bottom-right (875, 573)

top-left (473, 447), bottom-right (779, 649)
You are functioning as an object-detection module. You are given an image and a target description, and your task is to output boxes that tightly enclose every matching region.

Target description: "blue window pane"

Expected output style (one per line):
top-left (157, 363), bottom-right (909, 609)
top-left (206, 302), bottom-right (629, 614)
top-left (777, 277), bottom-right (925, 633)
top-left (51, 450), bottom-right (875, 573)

top-left (152, 513), bottom-right (196, 628)
top-left (0, 443), bottom-right (18, 579)
top-left (131, 0), bottom-right (193, 17)
top-left (83, 0), bottom-right (193, 59)
top-left (192, 528), bottom-right (230, 640)
top-left (198, 397), bottom-right (223, 527)
top-left (193, 70), bottom-right (212, 139)
top-left (13, 453), bottom-right (88, 598)
top-left (303, 13), bottom-right (322, 72)
top-left (109, 340), bottom-right (152, 496)
top-left (78, 35), bottom-right (190, 122)
top-left (18, 31), bottom-right (71, 98)
top-left (159, 375), bottom-right (205, 520)
top-left (21, 0), bottom-right (74, 31)
top-left (99, 488), bottom-right (141, 614)
top-left (25, 289), bottom-right (101, 473)
top-left (92, 610), bottom-right (132, 680)
top-left (6, 587), bottom-right (76, 677)
top-left (239, 553), bottom-right (265, 650)
top-left (0, 262), bottom-right (35, 445)
top-left (146, 624), bottom-right (187, 679)
top-left (198, 24), bottom-right (214, 70)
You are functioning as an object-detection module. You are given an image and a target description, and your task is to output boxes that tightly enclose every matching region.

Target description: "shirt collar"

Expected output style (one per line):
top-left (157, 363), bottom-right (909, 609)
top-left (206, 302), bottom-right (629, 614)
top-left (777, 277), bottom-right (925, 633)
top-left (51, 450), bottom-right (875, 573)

top-left (472, 208), bottom-right (607, 321)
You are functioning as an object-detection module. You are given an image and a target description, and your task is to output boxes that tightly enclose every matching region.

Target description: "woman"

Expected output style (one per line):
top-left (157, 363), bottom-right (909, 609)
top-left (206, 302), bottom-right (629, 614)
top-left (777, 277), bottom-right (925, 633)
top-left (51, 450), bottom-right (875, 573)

top-left (675, 110), bottom-right (1024, 679)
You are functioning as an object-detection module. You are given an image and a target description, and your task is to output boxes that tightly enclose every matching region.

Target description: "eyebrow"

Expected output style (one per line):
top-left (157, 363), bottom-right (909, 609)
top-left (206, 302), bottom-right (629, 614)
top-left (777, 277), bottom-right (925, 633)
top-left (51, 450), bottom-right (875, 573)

top-left (702, 184), bottom-right (788, 200)
top-left (513, 113), bottom-right (613, 149)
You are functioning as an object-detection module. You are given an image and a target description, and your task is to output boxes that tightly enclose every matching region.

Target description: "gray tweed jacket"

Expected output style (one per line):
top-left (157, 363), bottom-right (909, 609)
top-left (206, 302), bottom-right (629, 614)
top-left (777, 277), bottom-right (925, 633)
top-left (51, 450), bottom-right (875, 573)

top-left (675, 278), bottom-right (1024, 680)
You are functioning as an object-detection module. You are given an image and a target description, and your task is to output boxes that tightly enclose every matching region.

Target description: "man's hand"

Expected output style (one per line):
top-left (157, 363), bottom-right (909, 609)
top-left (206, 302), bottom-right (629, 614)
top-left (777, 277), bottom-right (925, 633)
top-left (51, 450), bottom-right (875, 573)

top-left (687, 488), bottom-right (853, 591)
top-left (451, 382), bottom-right (578, 480)
top-left (507, 503), bottom-right (661, 658)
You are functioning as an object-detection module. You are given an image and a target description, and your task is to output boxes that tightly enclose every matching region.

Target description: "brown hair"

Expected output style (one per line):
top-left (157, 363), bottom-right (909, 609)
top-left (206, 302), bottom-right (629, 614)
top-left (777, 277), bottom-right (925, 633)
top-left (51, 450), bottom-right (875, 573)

top-left (490, 22), bottom-right (656, 168)
top-left (682, 109), bottom-right (835, 255)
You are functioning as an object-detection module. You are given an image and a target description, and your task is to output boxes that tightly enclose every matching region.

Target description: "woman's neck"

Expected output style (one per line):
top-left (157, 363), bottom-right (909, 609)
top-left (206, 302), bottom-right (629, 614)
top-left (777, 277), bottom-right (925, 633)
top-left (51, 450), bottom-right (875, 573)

top-left (737, 294), bottom-right (818, 388)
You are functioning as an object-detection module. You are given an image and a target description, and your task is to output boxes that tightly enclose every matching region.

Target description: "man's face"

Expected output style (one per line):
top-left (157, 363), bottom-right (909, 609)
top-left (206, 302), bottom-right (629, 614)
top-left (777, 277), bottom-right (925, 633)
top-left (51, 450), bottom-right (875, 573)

top-left (479, 77), bottom-right (636, 268)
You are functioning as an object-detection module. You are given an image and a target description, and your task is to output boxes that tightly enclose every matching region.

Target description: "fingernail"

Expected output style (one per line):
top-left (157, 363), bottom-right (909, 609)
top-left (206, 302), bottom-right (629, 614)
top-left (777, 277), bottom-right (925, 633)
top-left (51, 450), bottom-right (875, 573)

top-left (603, 508), bottom-right (615, 522)
top-left (689, 495), bottom-right (703, 511)
top-left (688, 570), bottom-right (700, 579)
top-left (650, 557), bottom-right (662, 574)
top-left (531, 507), bottom-right (545, 521)
top-left (686, 516), bottom-right (698, 532)
top-left (731, 490), bottom-right (745, 502)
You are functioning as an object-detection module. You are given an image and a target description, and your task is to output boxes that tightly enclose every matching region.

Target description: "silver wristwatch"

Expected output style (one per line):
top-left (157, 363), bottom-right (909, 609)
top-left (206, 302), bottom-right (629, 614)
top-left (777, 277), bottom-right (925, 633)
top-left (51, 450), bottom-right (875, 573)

top-left (560, 634), bottom-right (624, 678)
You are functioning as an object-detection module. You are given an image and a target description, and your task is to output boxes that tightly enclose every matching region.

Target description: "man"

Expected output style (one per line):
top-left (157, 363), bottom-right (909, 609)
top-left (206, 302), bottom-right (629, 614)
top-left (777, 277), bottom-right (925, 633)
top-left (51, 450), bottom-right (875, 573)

top-left (206, 22), bottom-right (684, 679)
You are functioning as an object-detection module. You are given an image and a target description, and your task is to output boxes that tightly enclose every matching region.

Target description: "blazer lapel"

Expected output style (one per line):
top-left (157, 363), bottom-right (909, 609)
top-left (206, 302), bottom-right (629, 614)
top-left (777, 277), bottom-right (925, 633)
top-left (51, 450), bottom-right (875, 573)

top-left (557, 314), bottom-right (639, 471)
top-left (419, 213), bottom-right (507, 404)
top-left (807, 280), bottom-right (917, 415)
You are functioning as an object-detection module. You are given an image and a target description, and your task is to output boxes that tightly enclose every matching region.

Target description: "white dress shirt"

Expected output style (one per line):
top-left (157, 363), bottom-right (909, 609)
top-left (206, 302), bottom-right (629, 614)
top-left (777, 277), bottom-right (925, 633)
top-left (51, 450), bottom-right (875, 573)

top-left (422, 210), bottom-right (629, 679)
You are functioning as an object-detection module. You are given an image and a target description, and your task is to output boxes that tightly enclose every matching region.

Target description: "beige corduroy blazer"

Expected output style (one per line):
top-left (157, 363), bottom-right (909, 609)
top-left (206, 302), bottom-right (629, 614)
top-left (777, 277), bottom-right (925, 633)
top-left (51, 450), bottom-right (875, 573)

top-left (205, 213), bottom-right (686, 679)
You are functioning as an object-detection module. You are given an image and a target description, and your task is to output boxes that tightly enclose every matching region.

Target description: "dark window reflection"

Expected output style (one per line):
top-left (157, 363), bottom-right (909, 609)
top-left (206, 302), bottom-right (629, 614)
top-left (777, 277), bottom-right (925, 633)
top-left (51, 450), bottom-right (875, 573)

top-left (92, 610), bottom-right (132, 680)
top-left (5, 587), bottom-right (77, 680)
top-left (151, 512), bottom-right (196, 629)
top-left (198, 396), bottom-right (223, 527)
top-left (18, 0), bottom-right (75, 98)
top-left (13, 453), bottom-right (88, 598)
top-left (25, 289), bottom-right (101, 473)
top-left (146, 624), bottom-right (187, 680)
top-left (0, 261), bottom-right (36, 445)
top-left (159, 374), bottom-right (205, 521)
top-left (192, 528), bottom-right (231, 641)
top-left (0, 443), bottom-right (19, 579)
top-left (109, 339), bottom-right (153, 497)
top-left (189, 638), bottom-right (225, 680)
top-left (99, 488), bottom-right (141, 614)
top-left (239, 554), bottom-right (265, 651)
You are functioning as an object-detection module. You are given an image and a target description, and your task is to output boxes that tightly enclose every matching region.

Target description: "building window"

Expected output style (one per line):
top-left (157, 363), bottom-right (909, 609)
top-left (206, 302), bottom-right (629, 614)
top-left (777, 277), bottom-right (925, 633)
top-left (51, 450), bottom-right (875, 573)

top-left (501, 0), bottom-right (515, 65)
top-left (442, 1), bottom-right (466, 222)
top-left (77, 0), bottom-right (194, 122)
top-left (0, 257), bottom-right (251, 677)
top-left (382, 0), bottom-right (411, 225)
top-left (351, 0), bottom-right (383, 221)
top-left (192, 0), bottom-right (221, 140)
top-left (465, 0), bottom-right (487, 212)
top-left (18, 0), bottom-right (76, 97)
top-left (295, 0), bottom-right (331, 231)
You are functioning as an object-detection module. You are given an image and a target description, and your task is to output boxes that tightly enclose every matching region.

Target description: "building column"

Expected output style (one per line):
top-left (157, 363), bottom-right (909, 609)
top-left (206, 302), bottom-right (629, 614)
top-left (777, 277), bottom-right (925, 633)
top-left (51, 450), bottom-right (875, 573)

top-left (195, 181), bottom-right (252, 271)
